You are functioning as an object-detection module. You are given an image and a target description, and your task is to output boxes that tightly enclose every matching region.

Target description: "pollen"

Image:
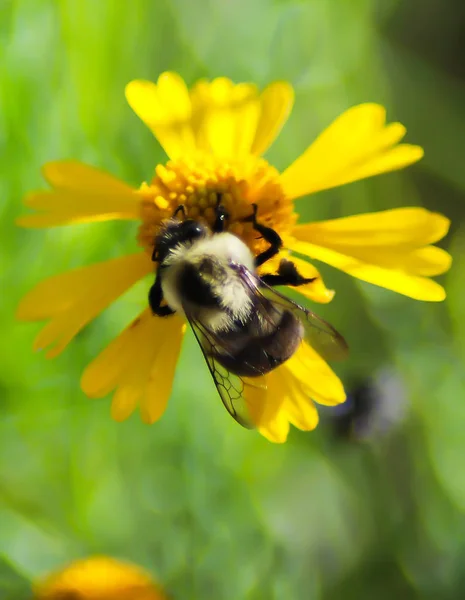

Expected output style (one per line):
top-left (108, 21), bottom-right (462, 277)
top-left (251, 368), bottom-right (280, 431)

top-left (137, 153), bottom-right (296, 257)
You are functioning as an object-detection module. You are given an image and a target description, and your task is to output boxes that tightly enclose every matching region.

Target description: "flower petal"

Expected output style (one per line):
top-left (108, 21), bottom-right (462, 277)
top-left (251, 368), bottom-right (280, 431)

top-left (250, 82), bottom-right (294, 156)
top-left (42, 161), bottom-right (134, 193)
top-left (329, 144), bottom-right (424, 189)
top-left (252, 366), bottom-right (323, 443)
top-left (293, 208), bottom-right (450, 250)
top-left (280, 103), bottom-right (423, 199)
top-left (286, 342), bottom-right (346, 406)
top-left (81, 314), bottom-right (146, 400)
top-left (400, 246), bottom-right (452, 276)
top-left (285, 389), bottom-right (319, 432)
top-left (17, 161), bottom-right (140, 227)
top-left (243, 372), bottom-right (290, 443)
top-left (17, 211), bottom-right (133, 228)
top-left (258, 411), bottom-right (291, 444)
top-left (126, 74), bottom-right (293, 160)
top-left (291, 208), bottom-right (451, 302)
top-left (125, 73), bottom-right (197, 160)
top-left (291, 241), bottom-right (447, 301)
top-left (244, 343), bottom-right (345, 443)
top-left (190, 77), bottom-right (260, 159)
top-left (243, 376), bottom-right (273, 425)
top-left (17, 253), bottom-right (153, 357)
top-left (81, 310), bottom-right (185, 423)
top-left (141, 318), bottom-right (185, 423)
top-left (272, 367), bottom-right (320, 429)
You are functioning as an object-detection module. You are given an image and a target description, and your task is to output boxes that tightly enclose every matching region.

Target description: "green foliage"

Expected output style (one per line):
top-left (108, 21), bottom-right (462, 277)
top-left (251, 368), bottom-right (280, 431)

top-left (0, 0), bottom-right (462, 598)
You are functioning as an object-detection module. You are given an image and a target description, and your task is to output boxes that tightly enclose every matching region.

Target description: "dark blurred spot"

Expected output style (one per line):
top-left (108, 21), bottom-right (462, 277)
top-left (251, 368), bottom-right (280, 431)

top-left (327, 381), bottom-right (376, 441)
top-left (322, 370), bottom-right (408, 442)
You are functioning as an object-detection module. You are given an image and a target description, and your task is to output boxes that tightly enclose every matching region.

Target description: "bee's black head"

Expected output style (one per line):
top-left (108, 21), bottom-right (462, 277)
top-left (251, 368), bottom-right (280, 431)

top-left (152, 216), bottom-right (208, 263)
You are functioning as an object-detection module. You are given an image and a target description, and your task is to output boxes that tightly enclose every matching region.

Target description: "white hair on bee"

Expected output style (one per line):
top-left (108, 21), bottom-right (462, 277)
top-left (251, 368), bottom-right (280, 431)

top-left (160, 232), bottom-right (256, 331)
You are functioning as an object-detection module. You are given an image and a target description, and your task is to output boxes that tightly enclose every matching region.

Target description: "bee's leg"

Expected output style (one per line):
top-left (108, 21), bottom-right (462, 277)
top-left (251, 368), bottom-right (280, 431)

top-left (212, 193), bottom-right (229, 233)
top-left (149, 275), bottom-right (175, 317)
top-left (242, 203), bottom-right (282, 267)
top-left (260, 259), bottom-right (317, 287)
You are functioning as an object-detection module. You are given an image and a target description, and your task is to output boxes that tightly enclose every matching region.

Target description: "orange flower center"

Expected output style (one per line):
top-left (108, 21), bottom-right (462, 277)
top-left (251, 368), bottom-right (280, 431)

top-left (34, 556), bottom-right (165, 600)
top-left (137, 153), bottom-right (296, 257)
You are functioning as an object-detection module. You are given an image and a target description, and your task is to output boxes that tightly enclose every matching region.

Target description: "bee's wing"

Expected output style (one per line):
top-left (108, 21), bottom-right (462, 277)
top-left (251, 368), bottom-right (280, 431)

top-left (185, 309), bottom-right (263, 429)
top-left (236, 264), bottom-right (349, 362)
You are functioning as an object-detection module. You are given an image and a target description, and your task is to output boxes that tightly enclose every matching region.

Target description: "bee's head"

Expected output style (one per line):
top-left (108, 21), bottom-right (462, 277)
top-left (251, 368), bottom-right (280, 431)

top-left (153, 212), bottom-right (209, 264)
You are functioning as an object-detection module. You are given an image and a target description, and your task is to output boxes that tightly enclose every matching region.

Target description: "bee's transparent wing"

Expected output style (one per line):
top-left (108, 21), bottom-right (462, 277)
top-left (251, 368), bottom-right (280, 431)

top-left (236, 264), bottom-right (349, 362)
top-left (186, 310), bottom-right (262, 428)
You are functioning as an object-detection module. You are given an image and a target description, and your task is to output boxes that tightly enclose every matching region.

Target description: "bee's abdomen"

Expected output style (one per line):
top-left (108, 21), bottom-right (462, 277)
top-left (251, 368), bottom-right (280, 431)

top-left (215, 310), bottom-right (304, 377)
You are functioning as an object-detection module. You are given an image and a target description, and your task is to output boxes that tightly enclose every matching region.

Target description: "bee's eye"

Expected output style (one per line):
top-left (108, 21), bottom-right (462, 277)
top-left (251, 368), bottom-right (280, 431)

top-left (180, 220), bottom-right (206, 242)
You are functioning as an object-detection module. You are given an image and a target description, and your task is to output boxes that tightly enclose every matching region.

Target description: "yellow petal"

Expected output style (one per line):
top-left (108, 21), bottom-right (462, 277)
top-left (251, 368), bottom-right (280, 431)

top-left (286, 342), bottom-right (346, 406)
top-left (254, 367), bottom-right (321, 443)
top-left (141, 317), bottom-right (185, 423)
top-left (17, 211), bottom-right (136, 228)
top-left (280, 103), bottom-right (423, 199)
top-left (17, 253), bottom-right (153, 357)
top-left (81, 311), bottom-right (185, 424)
top-left (291, 240), bottom-right (447, 301)
top-left (286, 392), bottom-right (319, 432)
top-left (111, 385), bottom-right (144, 423)
top-left (42, 161), bottom-right (134, 193)
top-left (271, 367), bottom-right (320, 429)
top-left (250, 81), bottom-right (294, 156)
top-left (18, 161), bottom-right (140, 227)
top-left (328, 144), bottom-right (424, 189)
top-left (243, 371), bottom-right (290, 443)
top-left (81, 315), bottom-right (142, 399)
top-left (258, 411), bottom-right (290, 444)
top-left (400, 246), bottom-right (452, 276)
top-left (243, 375), bottom-right (273, 425)
top-left (294, 208), bottom-right (450, 250)
top-left (291, 208), bottom-right (451, 302)
top-left (245, 345), bottom-right (344, 443)
top-left (190, 77), bottom-right (260, 159)
top-left (126, 73), bottom-right (291, 160)
top-left (125, 73), bottom-right (197, 159)
top-left (19, 191), bottom-right (141, 228)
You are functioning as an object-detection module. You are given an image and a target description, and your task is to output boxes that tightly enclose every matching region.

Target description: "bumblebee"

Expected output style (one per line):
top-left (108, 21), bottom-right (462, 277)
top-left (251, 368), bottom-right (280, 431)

top-left (149, 198), bottom-right (347, 426)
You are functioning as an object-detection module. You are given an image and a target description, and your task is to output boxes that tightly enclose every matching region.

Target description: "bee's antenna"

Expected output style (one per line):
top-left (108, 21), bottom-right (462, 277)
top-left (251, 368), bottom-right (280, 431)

top-left (173, 204), bottom-right (186, 219)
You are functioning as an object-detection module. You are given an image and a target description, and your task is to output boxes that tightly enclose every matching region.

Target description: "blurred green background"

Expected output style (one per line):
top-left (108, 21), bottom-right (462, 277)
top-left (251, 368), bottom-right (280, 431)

top-left (1, 0), bottom-right (464, 598)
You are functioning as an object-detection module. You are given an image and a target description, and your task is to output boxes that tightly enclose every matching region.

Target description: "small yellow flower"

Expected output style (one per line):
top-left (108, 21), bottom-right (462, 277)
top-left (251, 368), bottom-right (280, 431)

top-left (34, 556), bottom-right (166, 600)
top-left (17, 73), bottom-right (451, 443)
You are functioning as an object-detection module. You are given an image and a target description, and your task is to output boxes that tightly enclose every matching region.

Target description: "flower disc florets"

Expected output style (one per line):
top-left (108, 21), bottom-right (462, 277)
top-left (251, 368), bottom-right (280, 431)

top-left (137, 153), bottom-right (296, 257)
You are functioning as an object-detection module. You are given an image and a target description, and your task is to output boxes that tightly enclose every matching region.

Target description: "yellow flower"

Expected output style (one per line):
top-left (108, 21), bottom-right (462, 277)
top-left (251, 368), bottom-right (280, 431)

top-left (17, 73), bottom-right (451, 443)
top-left (34, 556), bottom-right (166, 600)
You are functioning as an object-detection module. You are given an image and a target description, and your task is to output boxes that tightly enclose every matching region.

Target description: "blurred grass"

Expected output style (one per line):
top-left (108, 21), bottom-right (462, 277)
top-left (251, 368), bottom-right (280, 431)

top-left (1, 0), bottom-right (464, 598)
